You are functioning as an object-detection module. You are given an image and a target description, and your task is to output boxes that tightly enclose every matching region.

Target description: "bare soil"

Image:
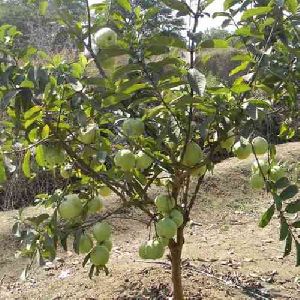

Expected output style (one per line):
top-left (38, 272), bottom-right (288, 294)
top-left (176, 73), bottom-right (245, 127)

top-left (0, 143), bottom-right (300, 299)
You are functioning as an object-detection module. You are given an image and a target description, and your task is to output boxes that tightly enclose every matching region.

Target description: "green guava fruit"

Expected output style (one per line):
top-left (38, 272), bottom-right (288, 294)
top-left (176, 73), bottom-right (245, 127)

top-left (98, 186), bottom-right (112, 197)
top-left (122, 118), bottom-right (145, 137)
top-left (139, 240), bottom-right (165, 260)
top-left (92, 222), bottom-right (111, 242)
top-left (170, 209), bottom-right (184, 227)
top-left (191, 165), bottom-right (206, 177)
top-left (79, 234), bottom-right (93, 254)
top-left (159, 237), bottom-right (170, 247)
top-left (139, 243), bottom-right (148, 259)
top-left (90, 245), bottom-right (110, 266)
top-left (232, 140), bottom-right (251, 159)
top-left (78, 123), bottom-right (97, 144)
top-left (220, 135), bottom-right (235, 151)
top-left (135, 151), bottom-right (153, 170)
top-left (148, 240), bottom-right (165, 259)
top-left (114, 149), bottom-right (136, 171)
top-left (58, 194), bottom-right (82, 219)
top-left (250, 173), bottom-right (265, 189)
top-left (270, 165), bottom-right (285, 182)
top-left (155, 195), bottom-right (175, 213)
top-left (252, 136), bottom-right (268, 155)
top-left (94, 28), bottom-right (117, 48)
top-left (252, 159), bottom-right (269, 176)
top-left (101, 239), bottom-right (113, 252)
top-left (87, 196), bottom-right (104, 214)
top-left (156, 218), bottom-right (177, 239)
top-left (182, 142), bottom-right (203, 167)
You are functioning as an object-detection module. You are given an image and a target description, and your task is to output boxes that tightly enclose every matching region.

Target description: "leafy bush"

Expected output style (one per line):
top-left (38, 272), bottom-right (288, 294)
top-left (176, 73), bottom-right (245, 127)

top-left (0, 1), bottom-right (299, 299)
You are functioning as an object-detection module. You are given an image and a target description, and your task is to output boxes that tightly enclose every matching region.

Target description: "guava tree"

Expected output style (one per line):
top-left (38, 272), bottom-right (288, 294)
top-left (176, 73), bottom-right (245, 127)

top-left (0, 0), bottom-right (299, 299)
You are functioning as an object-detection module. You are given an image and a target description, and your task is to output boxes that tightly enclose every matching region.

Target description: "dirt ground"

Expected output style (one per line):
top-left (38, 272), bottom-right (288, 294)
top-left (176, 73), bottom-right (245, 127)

top-left (0, 143), bottom-right (300, 299)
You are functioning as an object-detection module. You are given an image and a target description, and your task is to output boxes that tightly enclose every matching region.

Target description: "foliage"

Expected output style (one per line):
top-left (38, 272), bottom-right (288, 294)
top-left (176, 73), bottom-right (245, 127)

top-left (0, 0), bottom-right (299, 299)
top-left (0, 0), bottom-right (85, 52)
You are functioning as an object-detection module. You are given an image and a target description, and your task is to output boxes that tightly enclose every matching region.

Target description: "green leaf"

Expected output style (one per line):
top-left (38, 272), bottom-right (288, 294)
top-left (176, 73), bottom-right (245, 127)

top-left (89, 264), bottom-right (95, 279)
top-left (259, 204), bottom-right (275, 228)
top-left (230, 61), bottom-right (250, 76)
top-left (41, 125), bottom-right (50, 139)
top-left (39, 1), bottom-right (48, 16)
top-left (148, 34), bottom-right (186, 49)
top-left (285, 199), bottom-right (300, 214)
top-left (275, 177), bottom-right (290, 189)
top-left (223, 0), bottom-right (241, 10)
top-left (235, 26), bottom-right (264, 39)
top-left (283, 232), bottom-right (292, 257)
top-left (279, 219), bottom-right (289, 241)
top-left (20, 80), bottom-right (34, 88)
top-left (0, 90), bottom-right (18, 110)
top-left (24, 106), bottom-right (42, 120)
top-left (231, 83), bottom-right (251, 94)
top-left (27, 214), bottom-right (49, 226)
top-left (296, 241), bottom-right (300, 266)
top-left (22, 150), bottom-right (31, 178)
top-left (35, 145), bottom-right (46, 167)
top-left (200, 39), bottom-right (228, 48)
top-left (187, 68), bottom-right (206, 96)
top-left (83, 253), bottom-right (90, 267)
top-left (273, 194), bottom-right (282, 211)
top-left (161, 0), bottom-right (191, 15)
top-left (241, 7), bottom-right (273, 20)
top-left (248, 99), bottom-right (271, 109)
top-left (117, 0), bottom-right (131, 12)
top-left (0, 156), bottom-right (7, 184)
top-left (280, 185), bottom-right (298, 200)
top-left (285, 0), bottom-right (298, 14)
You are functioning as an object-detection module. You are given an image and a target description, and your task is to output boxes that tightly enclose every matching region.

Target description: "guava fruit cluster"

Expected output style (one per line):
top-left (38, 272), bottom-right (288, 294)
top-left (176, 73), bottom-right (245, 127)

top-left (138, 195), bottom-right (184, 260)
top-left (114, 119), bottom-right (153, 171)
top-left (58, 194), bottom-right (105, 220)
top-left (250, 159), bottom-right (286, 190)
top-left (90, 222), bottom-right (113, 266)
top-left (233, 136), bottom-right (268, 160)
top-left (78, 221), bottom-right (113, 267)
top-left (114, 149), bottom-right (153, 171)
top-left (232, 136), bottom-right (286, 189)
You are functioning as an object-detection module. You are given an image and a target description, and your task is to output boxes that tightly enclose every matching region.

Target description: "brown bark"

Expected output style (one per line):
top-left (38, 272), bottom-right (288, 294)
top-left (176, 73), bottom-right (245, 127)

top-left (169, 228), bottom-right (184, 300)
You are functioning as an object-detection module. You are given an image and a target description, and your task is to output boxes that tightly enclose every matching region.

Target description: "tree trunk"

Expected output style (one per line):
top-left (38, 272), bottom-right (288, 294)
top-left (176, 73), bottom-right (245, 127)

top-left (169, 228), bottom-right (184, 300)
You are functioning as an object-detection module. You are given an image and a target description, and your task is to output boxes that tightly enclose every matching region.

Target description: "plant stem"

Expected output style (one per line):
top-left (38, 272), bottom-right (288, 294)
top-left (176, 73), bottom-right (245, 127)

top-left (169, 227), bottom-right (184, 300)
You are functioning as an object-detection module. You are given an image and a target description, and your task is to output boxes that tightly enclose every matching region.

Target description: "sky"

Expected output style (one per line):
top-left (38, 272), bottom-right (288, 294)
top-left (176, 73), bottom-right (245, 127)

top-left (88, 0), bottom-right (228, 31)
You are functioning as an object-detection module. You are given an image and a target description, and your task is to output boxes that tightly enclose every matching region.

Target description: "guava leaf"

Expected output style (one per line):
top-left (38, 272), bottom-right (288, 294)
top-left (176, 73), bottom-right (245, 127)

top-left (39, 1), bottom-right (48, 16)
top-left (285, 0), bottom-right (298, 14)
top-left (280, 185), bottom-right (298, 200)
top-left (241, 7), bottom-right (272, 20)
top-left (22, 150), bottom-right (31, 178)
top-left (285, 199), bottom-right (300, 214)
top-left (296, 241), bottom-right (300, 266)
top-left (283, 232), bottom-right (292, 257)
top-left (259, 204), bottom-right (275, 228)
top-left (161, 0), bottom-right (191, 15)
top-left (117, 0), bottom-right (131, 12)
top-left (279, 219), bottom-right (289, 241)
top-left (0, 156), bottom-right (7, 184)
